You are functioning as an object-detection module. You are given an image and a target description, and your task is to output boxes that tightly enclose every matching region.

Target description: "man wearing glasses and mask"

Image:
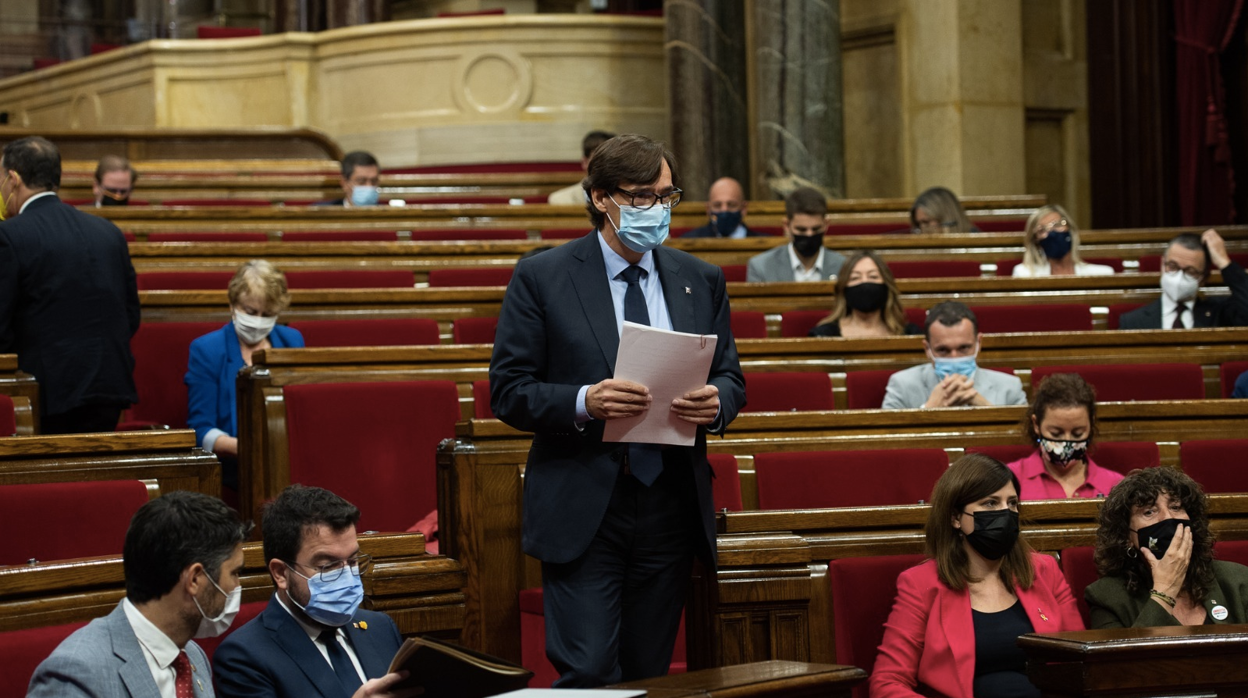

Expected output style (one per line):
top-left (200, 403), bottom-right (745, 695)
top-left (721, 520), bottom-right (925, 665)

top-left (490, 134), bottom-right (745, 687)
top-left (1119, 229), bottom-right (1248, 329)
top-left (93, 155), bottom-right (137, 207)
top-left (213, 485), bottom-right (417, 698)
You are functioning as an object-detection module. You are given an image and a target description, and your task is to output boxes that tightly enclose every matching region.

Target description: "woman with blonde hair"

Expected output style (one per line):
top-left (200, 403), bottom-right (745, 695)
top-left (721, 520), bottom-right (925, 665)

top-left (1013, 204), bottom-right (1114, 277)
top-left (910, 187), bottom-right (975, 234)
top-left (810, 250), bottom-right (920, 338)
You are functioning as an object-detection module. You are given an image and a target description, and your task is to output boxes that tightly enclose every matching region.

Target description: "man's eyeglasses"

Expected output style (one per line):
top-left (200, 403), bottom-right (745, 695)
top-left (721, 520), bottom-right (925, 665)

top-left (286, 554), bottom-right (373, 582)
top-left (614, 187), bottom-right (682, 210)
top-left (1163, 259), bottom-right (1204, 280)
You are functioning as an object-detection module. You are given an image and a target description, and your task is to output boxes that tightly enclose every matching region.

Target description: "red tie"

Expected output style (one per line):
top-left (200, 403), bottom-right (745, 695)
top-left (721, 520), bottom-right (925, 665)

top-left (173, 651), bottom-right (195, 698)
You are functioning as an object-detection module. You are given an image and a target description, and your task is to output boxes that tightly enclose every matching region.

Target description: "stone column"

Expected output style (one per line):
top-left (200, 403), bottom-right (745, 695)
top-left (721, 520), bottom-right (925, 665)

top-left (326, 0), bottom-right (388, 29)
top-left (665, 0), bottom-right (750, 203)
top-left (749, 0), bottom-right (845, 199)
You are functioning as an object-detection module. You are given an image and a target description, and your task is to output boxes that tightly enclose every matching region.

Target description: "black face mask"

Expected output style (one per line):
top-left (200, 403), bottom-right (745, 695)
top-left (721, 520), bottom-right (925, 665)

top-left (100, 196), bottom-right (129, 207)
top-left (963, 509), bottom-right (1020, 561)
top-left (1133, 517), bottom-right (1189, 559)
top-left (713, 210), bottom-right (743, 237)
top-left (791, 233), bottom-right (824, 259)
top-left (844, 282), bottom-right (889, 313)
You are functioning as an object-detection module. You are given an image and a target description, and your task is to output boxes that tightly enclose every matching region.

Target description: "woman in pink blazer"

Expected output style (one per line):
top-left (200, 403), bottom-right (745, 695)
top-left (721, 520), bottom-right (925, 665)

top-left (871, 454), bottom-right (1085, 698)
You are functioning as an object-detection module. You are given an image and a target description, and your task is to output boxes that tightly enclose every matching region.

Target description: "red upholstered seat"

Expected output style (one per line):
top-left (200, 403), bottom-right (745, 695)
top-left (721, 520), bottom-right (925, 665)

top-left (886, 260), bottom-right (982, 279)
top-left (0, 394), bottom-right (14, 436)
top-left (453, 317), bottom-right (499, 344)
top-left (1107, 303), bottom-right (1147, 329)
top-left (730, 311), bottom-right (767, 339)
top-left (974, 219), bottom-right (1027, 232)
top-left (472, 380), bottom-right (494, 419)
top-left (137, 271), bottom-right (234, 290)
top-left (708, 453), bottom-right (743, 511)
top-left (720, 265), bottom-right (747, 283)
top-left (159, 198), bottom-right (272, 207)
top-left (1058, 546), bottom-right (1098, 627)
top-left (965, 444), bottom-right (1035, 464)
top-left (743, 372), bottom-right (834, 412)
top-left (1031, 363), bottom-right (1205, 402)
top-left (780, 310), bottom-right (828, 338)
top-left (282, 231), bottom-right (399, 242)
top-left (427, 268), bottom-right (514, 288)
top-left (1220, 360), bottom-right (1248, 398)
top-left (1, 621), bottom-right (90, 698)
top-left (1215, 540), bottom-right (1248, 567)
top-left (755, 449), bottom-right (948, 509)
top-left (845, 369), bottom-right (895, 410)
top-left (127, 322), bottom-right (221, 428)
top-left (197, 25), bottom-right (262, 38)
top-left (0, 481), bottom-right (150, 565)
top-left (286, 270), bottom-right (412, 289)
top-left (996, 259), bottom-right (1021, 276)
top-left (123, 231), bottom-right (136, 242)
top-left (408, 229), bottom-right (527, 241)
top-left (148, 232), bottom-right (269, 242)
top-left (282, 381), bottom-right (459, 532)
top-left (1180, 439), bottom-right (1248, 493)
top-left (828, 554), bottom-right (926, 698)
top-left (1089, 441), bottom-right (1160, 475)
top-left (1138, 255), bottom-right (1162, 273)
top-left (289, 319), bottom-right (440, 347)
top-left (824, 222), bottom-right (910, 236)
top-left (906, 307), bottom-right (927, 327)
top-left (969, 304), bottom-right (1093, 333)
top-left (539, 229), bottom-right (585, 240)
top-left (194, 599), bottom-right (266, 661)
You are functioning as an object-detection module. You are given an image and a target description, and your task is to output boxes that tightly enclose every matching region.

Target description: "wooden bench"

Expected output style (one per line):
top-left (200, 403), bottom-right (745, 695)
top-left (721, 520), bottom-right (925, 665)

top-left (0, 355), bottom-right (40, 430)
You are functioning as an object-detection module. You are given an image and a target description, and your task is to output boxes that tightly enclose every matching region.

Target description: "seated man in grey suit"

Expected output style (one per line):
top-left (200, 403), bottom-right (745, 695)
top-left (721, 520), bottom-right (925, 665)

top-left (882, 301), bottom-right (1027, 409)
top-left (28, 491), bottom-right (251, 697)
top-left (1119, 229), bottom-right (1248, 329)
top-left (746, 186), bottom-right (846, 282)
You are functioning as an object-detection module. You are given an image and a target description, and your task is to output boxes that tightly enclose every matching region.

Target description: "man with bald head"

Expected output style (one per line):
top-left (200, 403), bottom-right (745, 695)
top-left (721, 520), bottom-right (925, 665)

top-left (682, 177), bottom-right (761, 238)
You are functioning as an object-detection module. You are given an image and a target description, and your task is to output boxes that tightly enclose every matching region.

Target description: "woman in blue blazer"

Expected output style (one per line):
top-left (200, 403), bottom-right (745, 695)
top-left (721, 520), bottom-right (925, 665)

top-left (185, 260), bottom-right (303, 490)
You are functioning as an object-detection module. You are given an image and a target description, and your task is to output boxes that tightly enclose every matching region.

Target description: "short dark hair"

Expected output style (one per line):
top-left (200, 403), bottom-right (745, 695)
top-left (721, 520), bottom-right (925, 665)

top-left (2, 136), bottom-right (61, 190)
top-left (582, 134), bottom-right (677, 231)
top-left (94, 154), bottom-right (137, 185)
top-left (785, 187), bottom-right (827, 219)
top-left (262, 485), bottom-right (361, 566)
top-left (340, 151), bottom-right (379, 179)
top-left (581, 131), bottom-right (615, 159)
top-left (1023, 373), bottom-right (1098, 447)
top-left (924, 300), bottom-right (978, 339)
top-left (1166, 233), bottom-right (1212, 278)
top-left (123, 491), bottom-right (250, 604)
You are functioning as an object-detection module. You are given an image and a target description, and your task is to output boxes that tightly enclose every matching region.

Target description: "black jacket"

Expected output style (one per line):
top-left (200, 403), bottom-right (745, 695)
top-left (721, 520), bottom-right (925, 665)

top-left (1119, 262), bottom-right (1248, 329)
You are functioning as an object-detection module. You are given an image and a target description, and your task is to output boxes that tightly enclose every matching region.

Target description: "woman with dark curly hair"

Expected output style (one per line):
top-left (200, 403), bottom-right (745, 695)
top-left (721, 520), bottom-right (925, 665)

top-left (1085, 467), bottom-right (1248, 628)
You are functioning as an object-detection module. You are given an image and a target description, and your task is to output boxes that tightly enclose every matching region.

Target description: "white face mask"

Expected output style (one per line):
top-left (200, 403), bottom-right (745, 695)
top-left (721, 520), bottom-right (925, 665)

top-left (1160, 269), bottom-right (1200, 304)
top-left (234, 311), bottom-right (277, 345)
top-left (193, 574), bottom-right (241, 638)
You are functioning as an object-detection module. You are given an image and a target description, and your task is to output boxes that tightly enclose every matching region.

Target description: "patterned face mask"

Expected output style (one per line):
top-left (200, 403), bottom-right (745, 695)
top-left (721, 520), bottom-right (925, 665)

top-left (1038, 437), bottom-right (1088, 470)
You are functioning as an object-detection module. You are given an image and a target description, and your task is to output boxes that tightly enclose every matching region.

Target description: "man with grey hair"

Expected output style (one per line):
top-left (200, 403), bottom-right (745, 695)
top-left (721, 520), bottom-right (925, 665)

top-left (1119, 229), bottom-right (1248, 329)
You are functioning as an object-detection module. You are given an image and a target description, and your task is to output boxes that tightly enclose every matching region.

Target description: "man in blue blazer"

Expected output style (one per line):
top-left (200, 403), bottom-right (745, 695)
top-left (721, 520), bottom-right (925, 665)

top-left (213, 485), bottom-right (412, 698)
top-left (490, 134), bottom-right (746, 687)
top-left (28, 492), bottom-right (250, 697)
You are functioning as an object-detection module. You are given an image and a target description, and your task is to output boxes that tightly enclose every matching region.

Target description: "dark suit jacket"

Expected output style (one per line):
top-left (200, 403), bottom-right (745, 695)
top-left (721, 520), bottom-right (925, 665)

top-left (0, 195), bottom-right (139, 416)
top-left (312, 199), bottom-right (346, 207)
top-left (681, 221), bottom-right (764, 238)
top-left (489, 231), bottom-right (746, 565)
top-left (1085, 560), bottom-right (1248, 628)
top-left (213, 595), bottom-right (403, 698)
top-left (1119, 262), bottom-right (1248, 329)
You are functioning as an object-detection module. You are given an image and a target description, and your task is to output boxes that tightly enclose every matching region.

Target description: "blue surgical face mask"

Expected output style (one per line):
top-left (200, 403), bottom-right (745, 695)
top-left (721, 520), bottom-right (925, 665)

top-left (287, 564), bottom-right (364, 627)
top-left (608, 195), bottom-right (670, 253)
top-left (350, 185), bottom-right (379, 206)
top-left (931, 351), bottom-right (978, 380)
top-left (713, 210), bottom-right (743, 237)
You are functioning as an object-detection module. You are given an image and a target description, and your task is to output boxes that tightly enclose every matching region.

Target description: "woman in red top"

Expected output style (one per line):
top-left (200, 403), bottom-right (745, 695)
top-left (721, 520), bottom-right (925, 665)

top-left (871, 454), bottom-right (1084, 698)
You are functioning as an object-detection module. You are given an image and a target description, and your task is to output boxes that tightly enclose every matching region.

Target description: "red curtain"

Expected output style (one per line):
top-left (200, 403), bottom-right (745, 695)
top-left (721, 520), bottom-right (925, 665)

top-left (1174, 0), bottom-right (1244, 225)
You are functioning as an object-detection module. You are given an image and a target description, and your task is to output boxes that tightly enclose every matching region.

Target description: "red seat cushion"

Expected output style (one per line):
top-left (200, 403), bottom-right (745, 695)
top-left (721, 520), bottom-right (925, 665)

top-left (0, 481), bottom-right (150, 565)
top-left (289, 319), bottom-right (440, 347)
top-left (1031, 363), bottom-right (1205, 402)
top-left (1107, 303), bottom-right (1147, 330)
top-left (828, 554), bottom-right (926, 698)
top-left (1, 621), bottom-right (90, 698)
top-left (845, 370), bottom-right (895, 410)
top-left (730, 311), bottom-right (767, 339)
top-left (408, 229), bottom-right (527, 241)
top-left (472, 380), bottom-right (494, 419)
top-left (996, 259), bottom-right (1021, 276)
top-left (283, 381), bottom-right (460, 532)
top-left (1215, 540), bottom-right (1248, 567)
top-left (780, 310), bottom-right (829, 338)
top-left (1088, 441), bottom-right (1160, 475)
top-left (129, 322), bottom-right (221, 427)
top-left (147, 232), bottom-right (269, 242)
top-left (974, 219), bottom-right (1027, 232)
top-left (453, 317), bottom-right (499, 344)
top-left (282, 231), bottom-right (399, 242)
top-left (755, 449), bottom-right (948, 509)
top-left (539, 229), bottom-right (585, 240)
top-left (0, 394), bottom-right (14, 436)
top-left (137, 272), bottom-right (234, 290)
top-left (1180, 439), bottom-right (1248, 494)
top-left (708, 453), bottom-right (743, 512)
top-left (887, 260), bottom-right (982, 279)
top-left (743, 372), bottom-right (834, 412)
top-left (720, 265), bottom-right (747, 283)
top-left (1138, 255), bottom-right (1162, 273)
top-left (969, 304), bottom-right (1093, 333)
top-left (965, 444), bottom-right (1035, 464)
top-left (427, 268), bottom-right (514, 287)
top-left (1221, 360), bottom-right (1248, 398)
top-left (286, 270), bottom-right (412, 289)
top-left (1059, 546), bottom-right (1097, 627)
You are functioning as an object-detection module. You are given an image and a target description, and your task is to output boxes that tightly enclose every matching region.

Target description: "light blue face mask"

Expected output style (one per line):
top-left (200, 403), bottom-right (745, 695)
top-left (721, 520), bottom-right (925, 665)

top-left (288, 564), bottom-right (364, 627)
top-left (931, 354), bottom-right (978, 380)
top-left (608, 195), bottom-right (670, 253)
top-left (351, 185), bottom-right (380, 206)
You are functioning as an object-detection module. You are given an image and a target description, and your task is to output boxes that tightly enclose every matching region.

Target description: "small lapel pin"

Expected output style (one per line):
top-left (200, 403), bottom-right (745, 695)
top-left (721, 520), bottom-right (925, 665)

top-left (685, 287), bottom-right (691, 294)
top-left (1038, 608), bottom-right (1049, 622)
top-left (359, 621), bottom-right (368, 630)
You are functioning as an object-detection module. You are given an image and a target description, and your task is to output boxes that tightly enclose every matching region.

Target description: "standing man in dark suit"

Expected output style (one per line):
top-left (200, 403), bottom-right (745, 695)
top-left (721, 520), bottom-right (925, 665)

top-left (682, 177), bottom-right (762, 238)
top-left (0, 136), bottom-right (140, 433)
top-left (1119, 230), bottom-right (1248, 329)
top-left (213, 485), bottom-right (415, 698)
top-left (490, 134), bottom-right (746, 687)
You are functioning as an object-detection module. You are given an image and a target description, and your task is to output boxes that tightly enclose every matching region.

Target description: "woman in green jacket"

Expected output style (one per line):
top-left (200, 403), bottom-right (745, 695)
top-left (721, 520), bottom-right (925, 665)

top-left (1085, 467), bottom-right (1248, 628)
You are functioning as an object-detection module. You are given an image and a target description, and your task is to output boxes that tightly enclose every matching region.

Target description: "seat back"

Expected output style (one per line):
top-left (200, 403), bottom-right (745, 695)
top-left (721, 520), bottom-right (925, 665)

top-left (965, 444), bottom-right (1034, 465)
top-left (1, 621), bottom-right (91, 698)
top-left (720, 265), bottom-right (747, 283)
top-left (0, 481), bottom-right (151, 565)
top-left (0, 394), bottom-right (14, 436)
top-left (129, 322), bottom-right (221, 427)
top-left (1058, 546), bottom-right (1098, 627)
top-left (285, 270), bottom-right (413, 289)
top-left (283, 381), bottom-right (460, 531)
top-left (755, 449), bottom-right (947, 509)
top-left (743, 372), bottom-right (834, 412)
top-left (453, 317), bottom-right (500, 344)
top-left (282, 230), bottom-right (399, 242)
top-left (427, 268), bottom-right (515, 287)
top-left (845, 370), bottom-right (895, 410)
top-left (828, 553), bottom-right (926, 698)
top-left (289, 319), bottom-right (440, 347)
top-left (969, 304), bottom-right (1093, 333)
top-left (708, 453), bottom-right (743, 512)
top-left (730, 311), bottom-right (767, 339)
top-left (147, 232), bottom-right (269, 242)
top-left (886, 260), bottom-right (982, 279)
top-left (1031, 363), bottom-right (1206, 401)
top-left (137, 271), bottom-right (234, 290)
top-left (780, 310), bottom-right (829, 338)
top-left (408, 229), bottom-right (527, 241)
top-left (1107, 303), bottom-right (1147, 329)
top-left (1215, 540), bottom-right (1248, 567)
top-left (1089, 441), bottom-right (1160, 475)
top-left (472, 380), bottom-right (494, 419)
top-left (1180, 439), bottom-right (1248, 493)
top-left (1220, 360), bottom-right (1248, 398)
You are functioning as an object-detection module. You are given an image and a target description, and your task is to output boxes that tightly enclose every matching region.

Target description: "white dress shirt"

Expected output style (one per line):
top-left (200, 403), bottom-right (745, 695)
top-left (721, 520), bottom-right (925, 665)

top-left (275, 592), bottom-right (367, 683)
top-left (788, 244), bottom-right (827, 282)
top-left (1161, 295), bottom-right (1194, 329)
top-left (123, 599), bottom-right (193, 698)
top-left (18, 191), bottom-right (57, 214)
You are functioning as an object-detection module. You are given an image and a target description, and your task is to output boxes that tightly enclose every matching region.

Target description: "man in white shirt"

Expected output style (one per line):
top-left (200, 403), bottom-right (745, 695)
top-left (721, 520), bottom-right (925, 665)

top-left (746, 186), bottom-right (846, 282)
top-left (28, 491), bottom-right (250, 698)
top-left (1119, 229), bottom-right (1248, 329)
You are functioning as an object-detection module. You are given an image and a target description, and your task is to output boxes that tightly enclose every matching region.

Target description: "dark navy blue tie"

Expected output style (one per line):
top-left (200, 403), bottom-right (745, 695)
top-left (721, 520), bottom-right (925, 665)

top-left (319, 629), bottom-right (362, 696)
top-left (619, 265), bottom-right (664, 486)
